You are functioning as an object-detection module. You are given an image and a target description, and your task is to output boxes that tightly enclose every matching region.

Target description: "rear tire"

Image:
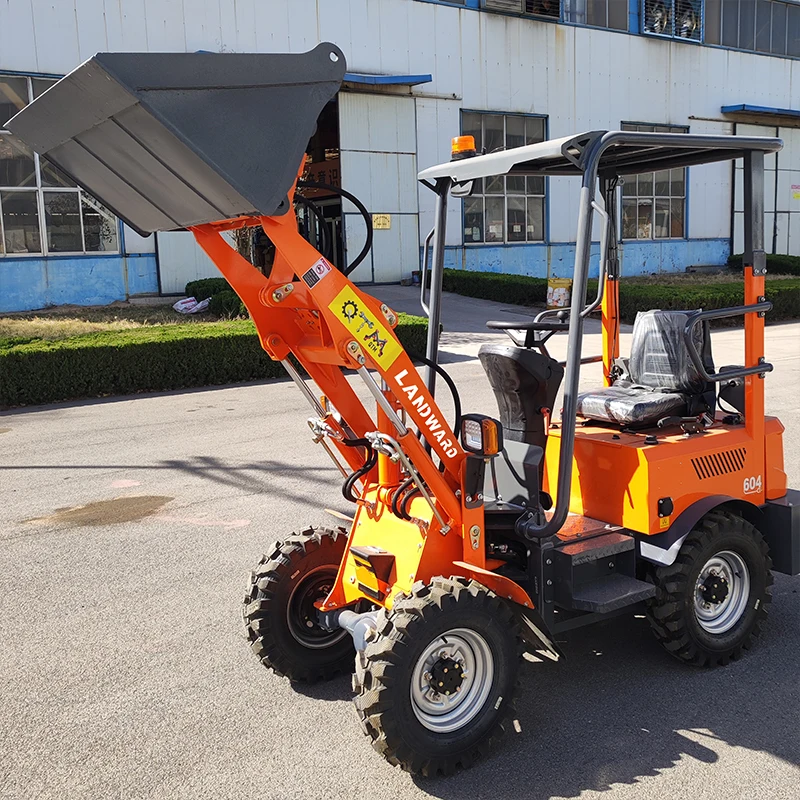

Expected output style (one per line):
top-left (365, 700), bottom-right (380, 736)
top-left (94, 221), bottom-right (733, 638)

top-left (645, 509), bottom-right (772, 667)
top-left (243, 526), bottom-right (354, 682)
top-left (352, 577), bottom-right (521, 776)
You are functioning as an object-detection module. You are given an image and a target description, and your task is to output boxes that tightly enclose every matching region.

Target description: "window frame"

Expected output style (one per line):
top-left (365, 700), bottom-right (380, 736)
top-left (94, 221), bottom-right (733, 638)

top-left (460, 110), bottom-right (549, 247)
top-left (620, 121), bottom-right (689, 242)
top-left (419, 1), bottom-right (630, 32)
top-left (703, 0), bottom-right (800, 57)
top-left (1, 73), bottom-right (121, 258)
top-left (640, 0), bottom-right (704, 42)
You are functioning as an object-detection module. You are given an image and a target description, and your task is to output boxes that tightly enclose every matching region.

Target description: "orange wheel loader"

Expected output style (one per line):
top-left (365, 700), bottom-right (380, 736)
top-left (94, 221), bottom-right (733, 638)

top-left (9, 44), bottom-right (799, 777)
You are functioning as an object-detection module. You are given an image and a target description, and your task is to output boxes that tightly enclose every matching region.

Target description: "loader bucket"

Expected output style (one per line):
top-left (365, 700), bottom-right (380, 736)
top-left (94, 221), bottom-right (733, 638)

top-left (5, 44), bottom-right (346, 235)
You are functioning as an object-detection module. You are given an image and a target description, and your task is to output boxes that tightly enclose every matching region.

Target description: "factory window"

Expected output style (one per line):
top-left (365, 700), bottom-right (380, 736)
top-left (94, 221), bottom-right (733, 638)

top-left (0, 74), bottom-right (119, 257)
top-left (479, 1), bottom-right (628, 31)
top-left (704, 0), bottom-right (800, 57)
top-left (642, 0), bottom-right (703, 40)
top-left (620, 123), bottom-right (688, 240)
top-left (461, 111), bottom-right (547, 245)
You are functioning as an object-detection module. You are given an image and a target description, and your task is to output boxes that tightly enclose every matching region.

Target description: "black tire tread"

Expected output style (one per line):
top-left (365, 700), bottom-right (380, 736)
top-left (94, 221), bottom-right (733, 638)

top-left (352, 576), bottom-right (521, 777)
top-left (243, 525), bottom-right (352, 683)
top-left (645, 509), bottom-right (773, 667)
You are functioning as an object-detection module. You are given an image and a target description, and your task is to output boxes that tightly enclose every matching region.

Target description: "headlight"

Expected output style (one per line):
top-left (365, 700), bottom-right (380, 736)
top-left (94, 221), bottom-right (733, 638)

top-left (460, 414), bottom-right (503, 456)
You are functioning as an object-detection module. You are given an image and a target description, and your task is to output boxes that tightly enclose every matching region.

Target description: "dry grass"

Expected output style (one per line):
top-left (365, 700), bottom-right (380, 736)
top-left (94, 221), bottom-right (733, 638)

top-left (0, 303), bottom-right (216, 342)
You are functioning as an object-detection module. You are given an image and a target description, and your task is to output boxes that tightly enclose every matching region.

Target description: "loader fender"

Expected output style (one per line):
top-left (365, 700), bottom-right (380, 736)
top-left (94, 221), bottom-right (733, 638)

top-left (636, 494), bottom-right (763, 567)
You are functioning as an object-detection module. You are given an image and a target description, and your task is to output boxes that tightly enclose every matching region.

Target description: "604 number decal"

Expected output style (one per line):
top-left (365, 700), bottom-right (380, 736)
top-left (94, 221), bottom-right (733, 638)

top-left (743, 475), bottom-right (763, 495)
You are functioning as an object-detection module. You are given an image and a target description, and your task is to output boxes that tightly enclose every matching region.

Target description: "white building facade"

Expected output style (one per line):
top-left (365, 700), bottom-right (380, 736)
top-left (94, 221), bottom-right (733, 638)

top-left (1, 0), bottom-right (799, 311)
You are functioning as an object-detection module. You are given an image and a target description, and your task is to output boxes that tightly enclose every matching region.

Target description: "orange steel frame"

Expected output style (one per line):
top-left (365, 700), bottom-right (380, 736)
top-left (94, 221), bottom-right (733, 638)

top-left (190, 162), bottom-right (785, 615)
top-left (549, 246), bottom-right (786, 535)
top-left (190, 166), bottom-right (533, 612)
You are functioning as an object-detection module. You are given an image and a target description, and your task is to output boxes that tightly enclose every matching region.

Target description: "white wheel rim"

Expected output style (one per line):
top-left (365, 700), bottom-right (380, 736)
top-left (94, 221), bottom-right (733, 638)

top-left (693, 550), bottom-right (751, 635)
top-left (410, 628), bottom-right (494, 734)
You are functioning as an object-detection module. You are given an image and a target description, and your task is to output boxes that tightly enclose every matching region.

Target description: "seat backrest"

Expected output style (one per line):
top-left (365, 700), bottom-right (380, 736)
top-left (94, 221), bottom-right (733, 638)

top-left (628, 310), bottom-right (713, 394)
top-left (478, 344), bottom-right (564, 452)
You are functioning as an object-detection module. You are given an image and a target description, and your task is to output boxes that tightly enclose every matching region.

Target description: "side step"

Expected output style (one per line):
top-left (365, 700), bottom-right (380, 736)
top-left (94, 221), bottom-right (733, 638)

top-left (570, 573), bottom-right (655, 613)
top-left (552, 531), bottom-right (655, 613)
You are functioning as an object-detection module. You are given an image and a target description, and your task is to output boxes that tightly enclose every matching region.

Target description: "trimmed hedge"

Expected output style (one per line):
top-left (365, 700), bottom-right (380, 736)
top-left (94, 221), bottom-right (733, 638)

top-left (727, 253), bottom-right (800, 276)
top-left (0, 314), bottom-right (428, 407)
top-left (185, 277), bottom-right (233, 301)
top-left (441, 268), bottom-right (800, 324)
top-left (442, 269), bottom-right (549, 305)
top-left (208, 289), bottom-right (246, 318)
top-left (617, 279), bottom-right (800, 322)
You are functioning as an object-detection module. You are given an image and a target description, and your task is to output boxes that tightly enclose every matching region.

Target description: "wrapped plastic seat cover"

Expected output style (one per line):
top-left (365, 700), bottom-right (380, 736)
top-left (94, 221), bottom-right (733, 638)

top-left (576, 385), bottom-right (687, 426)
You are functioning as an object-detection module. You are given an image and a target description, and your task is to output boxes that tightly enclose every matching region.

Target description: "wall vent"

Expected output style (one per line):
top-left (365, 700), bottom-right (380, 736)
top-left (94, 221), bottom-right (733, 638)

top-left (691, 448), bottom-right (747, 480)
top-left (483, 0), bottom-right (524, 12)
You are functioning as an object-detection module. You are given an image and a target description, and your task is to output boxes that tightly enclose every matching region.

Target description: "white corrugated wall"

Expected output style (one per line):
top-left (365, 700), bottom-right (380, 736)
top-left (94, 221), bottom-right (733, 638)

top-left (2, 0), bottom-right (800, 285)
top-left (339, 92), bottom-right (419, 283)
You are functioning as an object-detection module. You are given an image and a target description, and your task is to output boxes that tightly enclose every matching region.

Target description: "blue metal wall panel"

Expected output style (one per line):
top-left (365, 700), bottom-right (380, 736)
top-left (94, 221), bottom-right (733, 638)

top-left (620, 238), bottom-right (730, 276)
top-left (433, 238), bottom-right (730, 281)
top-left (0, 254), bottom-right (159, 312)
top-left (0, 261), bottom-right (48, 313)
top-left (126, 254), bottom-right (159, 296)
top-left (44, 257), bottom-right (127, 308)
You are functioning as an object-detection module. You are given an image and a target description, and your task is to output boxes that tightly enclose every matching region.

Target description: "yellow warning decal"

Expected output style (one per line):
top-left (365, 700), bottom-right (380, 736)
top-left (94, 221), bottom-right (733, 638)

top-left (659, 516), bottom-right (671, 530)
top-left (329, 286), bottom-right (402, 370)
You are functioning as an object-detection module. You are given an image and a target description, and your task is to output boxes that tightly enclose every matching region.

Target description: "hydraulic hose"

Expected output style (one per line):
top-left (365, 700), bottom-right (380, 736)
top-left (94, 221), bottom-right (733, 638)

top-left (341, 438), bottom-right (377, 503)
top-left (296, 180), bottom-right (374, 276)
top-left (293, 193), bottom-right (332, 262)
top-left (411, 355), bottom-right (463, 439)
top-left (391, 476), bottom-right (416, 519)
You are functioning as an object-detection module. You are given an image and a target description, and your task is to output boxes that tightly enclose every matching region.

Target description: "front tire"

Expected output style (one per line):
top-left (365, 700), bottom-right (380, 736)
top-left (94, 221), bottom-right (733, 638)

top-left (646, 509), bottom-right (773, 667)
top-left (243, 526), bottom-right (354, 682)
top-left (353, 577), bottom-right (521, 776)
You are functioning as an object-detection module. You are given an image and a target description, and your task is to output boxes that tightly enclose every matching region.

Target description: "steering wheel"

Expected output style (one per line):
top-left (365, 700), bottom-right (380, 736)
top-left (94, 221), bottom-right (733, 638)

top-left (485, 313), bottom-right (570, 350)
top-left (485, 319), bottom-right (570, 332)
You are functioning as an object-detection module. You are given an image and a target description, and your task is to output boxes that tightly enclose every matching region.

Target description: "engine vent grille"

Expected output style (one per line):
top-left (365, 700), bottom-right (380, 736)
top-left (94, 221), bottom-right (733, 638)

top-left (691, 448), bottom-right (747, 480)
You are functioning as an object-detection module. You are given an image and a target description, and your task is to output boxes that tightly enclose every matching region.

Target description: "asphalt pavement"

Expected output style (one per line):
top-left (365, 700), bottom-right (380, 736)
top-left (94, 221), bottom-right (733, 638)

top-left (1, 287), bottom-right (798, 800)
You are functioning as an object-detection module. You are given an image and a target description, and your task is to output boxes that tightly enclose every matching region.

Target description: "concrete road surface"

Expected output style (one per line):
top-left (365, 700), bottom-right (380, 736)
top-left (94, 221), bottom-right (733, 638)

top-left (1, 288), bottom-right (798, 800)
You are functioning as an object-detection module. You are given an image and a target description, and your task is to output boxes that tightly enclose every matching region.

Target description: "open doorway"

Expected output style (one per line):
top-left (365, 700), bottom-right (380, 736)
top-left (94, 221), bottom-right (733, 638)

top-left (249, 99), bottom-right (344, 273)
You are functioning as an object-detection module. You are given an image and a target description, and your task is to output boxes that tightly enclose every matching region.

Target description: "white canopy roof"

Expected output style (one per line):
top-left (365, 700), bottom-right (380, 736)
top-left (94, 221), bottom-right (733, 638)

top-left (417, 130), bottom-right (783, 183)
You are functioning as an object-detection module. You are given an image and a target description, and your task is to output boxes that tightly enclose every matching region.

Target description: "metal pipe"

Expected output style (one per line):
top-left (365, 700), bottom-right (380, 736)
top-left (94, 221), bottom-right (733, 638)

top-left (356, 366), bottom-right (409, 437)
top-left (683, 303), bottom-right (773, 381)
top-left (366, 431), bottom-right (450, 533)
top-left (337, 609), bottom-right (379, 651)
top-left (424, 178), bottom-right (451, 393)
top-left (557, 354), bottom-right (604, 368)
top-left (580, 198), bottom-right (609, 318)
top-left (420, 227), bottom-right (434, 317)
top-left (281, 358), bottom-right (325, 416)
top-left (519, 141), bottom-right (602, 540)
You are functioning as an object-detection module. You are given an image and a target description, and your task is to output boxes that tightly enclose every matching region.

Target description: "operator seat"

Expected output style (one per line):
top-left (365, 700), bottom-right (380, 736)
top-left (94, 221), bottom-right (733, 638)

top-left (576, 309), bottom-right (715, 427)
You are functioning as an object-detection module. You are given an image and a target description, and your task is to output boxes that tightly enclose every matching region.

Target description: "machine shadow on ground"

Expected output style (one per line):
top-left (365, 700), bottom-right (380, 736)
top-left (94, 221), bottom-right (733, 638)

top-left (295, 579), bottom-right (798, 797)
top-left (412, 579), bottom-right (799, 799)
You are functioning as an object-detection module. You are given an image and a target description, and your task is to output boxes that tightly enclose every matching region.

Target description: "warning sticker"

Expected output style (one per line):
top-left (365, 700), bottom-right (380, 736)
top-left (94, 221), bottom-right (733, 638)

top-left (302, 257), bottom-right (333, 289)
top-left (329, 286), bottom-right (402, 370)
top-left (659, 516), bottom-right (671, 530)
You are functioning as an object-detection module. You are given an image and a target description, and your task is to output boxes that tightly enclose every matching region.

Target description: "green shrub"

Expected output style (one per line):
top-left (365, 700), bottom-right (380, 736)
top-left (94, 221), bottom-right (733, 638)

top-left (0, 314), bottom-right (429, 407)
top-left (727, 253), bottom-right (800, 276)
top-left (442, 269), bottom-right (549, 305)
top-left (208, 289), bottom-right (247, 318)
top-left (440, 268), bottom-right (800, 324)
top-left (184, 277), bottom-right (233, 300)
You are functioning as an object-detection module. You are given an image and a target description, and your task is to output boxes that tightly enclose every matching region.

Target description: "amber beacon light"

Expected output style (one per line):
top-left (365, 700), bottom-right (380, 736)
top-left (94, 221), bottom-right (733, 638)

top-left (451, 135), bottom-right (477, 160)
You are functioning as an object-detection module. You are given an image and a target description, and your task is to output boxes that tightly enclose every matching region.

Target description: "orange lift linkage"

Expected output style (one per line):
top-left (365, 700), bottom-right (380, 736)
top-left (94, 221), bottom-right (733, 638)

top-left (191, 167), bottom-right (532, 611)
